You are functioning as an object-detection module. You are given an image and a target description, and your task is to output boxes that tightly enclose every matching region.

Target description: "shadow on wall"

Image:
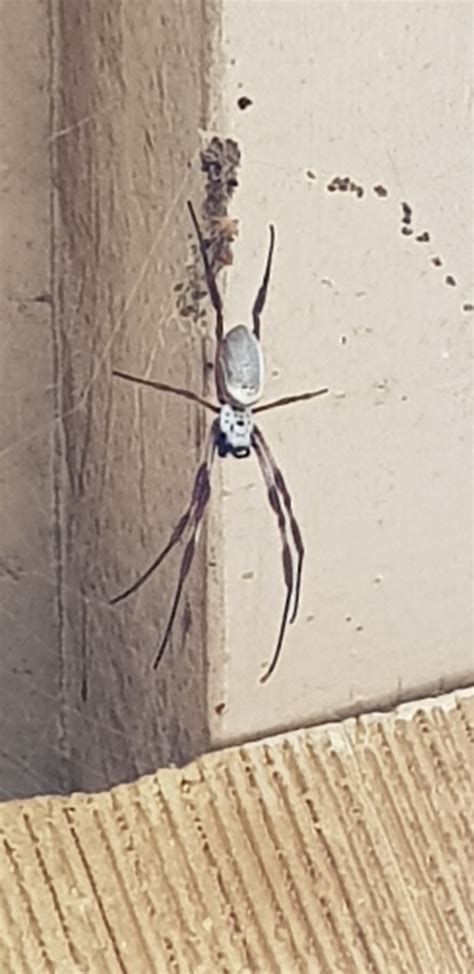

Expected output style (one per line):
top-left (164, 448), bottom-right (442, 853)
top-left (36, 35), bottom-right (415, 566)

top-left (0, 1), bottom-right (231, 801)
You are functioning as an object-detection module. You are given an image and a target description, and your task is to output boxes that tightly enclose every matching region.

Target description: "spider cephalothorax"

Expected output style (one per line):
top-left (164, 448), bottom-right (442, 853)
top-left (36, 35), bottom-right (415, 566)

top-left (111, 201), bottom-right (328, 683)
top-left (218, 403), bottom-right (253, 458)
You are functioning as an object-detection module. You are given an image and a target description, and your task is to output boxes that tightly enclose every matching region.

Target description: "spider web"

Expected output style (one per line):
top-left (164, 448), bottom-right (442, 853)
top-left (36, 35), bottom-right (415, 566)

top-left (0, 123), bottom-right (251, 798)
top-left (0, 164), bottom-right (202, 800)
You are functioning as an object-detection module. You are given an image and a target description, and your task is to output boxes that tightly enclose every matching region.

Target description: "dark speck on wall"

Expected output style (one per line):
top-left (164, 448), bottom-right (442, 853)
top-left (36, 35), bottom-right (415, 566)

top-left (237, 96), bottom-right (253, 110)
top-left (401, 201), bottom-right (413, 224)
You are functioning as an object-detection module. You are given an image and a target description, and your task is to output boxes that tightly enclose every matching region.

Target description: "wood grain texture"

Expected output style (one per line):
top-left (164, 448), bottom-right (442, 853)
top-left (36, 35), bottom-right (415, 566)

top-left (0, 689), bottom-right (472, 973)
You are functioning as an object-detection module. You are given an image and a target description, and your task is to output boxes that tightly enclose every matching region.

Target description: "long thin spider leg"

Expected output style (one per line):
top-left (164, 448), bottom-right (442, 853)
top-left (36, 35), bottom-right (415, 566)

top-left (153, 426), bottom-right (218, 669)
top-left (254, 426), bottom-right (304, 625)
top-left (113, 369), bottom-right (219, 413)
top-left (252, 225), bottom-right (276, 341)
top-left (252, 433), bottom-right (294, 683)
top-left (110, 509), bottom-right (191, 605)
top-left (254, 387), bottom-right (329, 414)
top-left (110, 422), bottom-right (217, 605)
top-left (187, 200), bottom-right (224, 341)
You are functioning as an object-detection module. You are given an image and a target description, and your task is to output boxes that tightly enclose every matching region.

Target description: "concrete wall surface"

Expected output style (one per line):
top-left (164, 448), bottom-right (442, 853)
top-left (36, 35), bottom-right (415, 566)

top-left (0, 0), bottom-right (472, 800)
top-left (0, 0), bottom-right (219, 798)
top-left (209, 0), bottom-right (473, 744)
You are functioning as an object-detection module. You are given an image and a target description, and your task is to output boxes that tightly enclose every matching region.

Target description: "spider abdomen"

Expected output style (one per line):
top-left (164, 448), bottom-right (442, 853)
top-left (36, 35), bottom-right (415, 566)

top-left (217, 324), bottom-right (264, 407)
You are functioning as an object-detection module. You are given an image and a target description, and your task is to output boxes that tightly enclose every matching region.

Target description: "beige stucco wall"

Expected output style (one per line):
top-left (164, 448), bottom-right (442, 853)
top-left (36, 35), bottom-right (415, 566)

top-left (1, 1), bottom-right (472, 801)
top-left (209, 0), bottom-right (473, 743)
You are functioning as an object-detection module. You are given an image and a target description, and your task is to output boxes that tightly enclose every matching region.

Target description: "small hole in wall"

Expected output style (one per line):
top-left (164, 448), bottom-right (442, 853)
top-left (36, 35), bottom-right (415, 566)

top-left (237, 95), bottom-right (253, 110)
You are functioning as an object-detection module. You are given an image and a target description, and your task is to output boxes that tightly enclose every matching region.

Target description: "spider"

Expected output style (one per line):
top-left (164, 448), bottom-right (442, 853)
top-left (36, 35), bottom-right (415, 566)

top-left (111, 201), bottom-right (329, 683)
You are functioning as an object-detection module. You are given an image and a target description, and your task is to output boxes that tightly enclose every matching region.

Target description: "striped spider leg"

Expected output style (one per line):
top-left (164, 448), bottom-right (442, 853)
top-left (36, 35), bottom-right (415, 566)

top-left (110, 418), bottom-right (219, 670)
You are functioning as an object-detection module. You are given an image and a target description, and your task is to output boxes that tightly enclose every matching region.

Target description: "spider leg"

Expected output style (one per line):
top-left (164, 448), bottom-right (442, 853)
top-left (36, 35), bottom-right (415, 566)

top-left (252, 431), bottom-right (294, 683)
top-left (153, 426), bottom-right (218, 669)
top-left (252, 224), bottom-right (276, 341)
top-left (253, 426), bottom-right (304, 626)
top-left (254, 387), bottom-right (329, 414)
top-left (113, 369), bottom-right (219, 413)
top-left (110, 421), bottom-right (218, 606)
top-left (187, 200), bottom-right (224, 341)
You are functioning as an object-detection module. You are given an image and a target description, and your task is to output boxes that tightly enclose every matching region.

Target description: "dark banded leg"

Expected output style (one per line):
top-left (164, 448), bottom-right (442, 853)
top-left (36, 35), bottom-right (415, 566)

top-left (252, 430), bottom-right (294, 683)
top-left (110, 421), bottom-right (218, 623)
top-left (152, 419), bottom-right (218, 668)
top-left (113, 370), bottom-right (219, 413)
top-left (187, 200), bottom-right (224, 342)
top-left (252, 225), bottom-right (276, 340)
top-left (254, 387), bottom-right (328, 414)
top-left (253, 426), bottom-right (304, 625)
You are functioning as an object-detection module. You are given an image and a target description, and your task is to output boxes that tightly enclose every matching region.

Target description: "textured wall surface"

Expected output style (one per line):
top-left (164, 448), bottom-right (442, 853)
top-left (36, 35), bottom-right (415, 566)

top-left (1, 0), bottom-right (59, 797)
top-left (0, 0), bottom-right (219, 798)
top-left (0, 689), bottom-right (472, 973)
top-left (208, 0), bottom-right (473, 742)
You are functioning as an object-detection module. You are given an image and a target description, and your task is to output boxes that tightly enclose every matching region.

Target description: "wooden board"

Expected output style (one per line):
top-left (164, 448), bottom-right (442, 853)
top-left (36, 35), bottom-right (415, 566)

top-left (0, 688), bottom-right (472, 973)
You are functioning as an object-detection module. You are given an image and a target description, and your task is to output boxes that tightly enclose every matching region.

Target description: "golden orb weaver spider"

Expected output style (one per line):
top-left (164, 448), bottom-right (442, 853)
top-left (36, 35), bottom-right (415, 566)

top-left (111, 201), bottom-right (328, 683)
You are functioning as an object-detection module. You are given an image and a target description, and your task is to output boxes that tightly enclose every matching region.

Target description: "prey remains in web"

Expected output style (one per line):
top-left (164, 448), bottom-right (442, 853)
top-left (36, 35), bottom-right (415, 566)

top-left (110, 202), bottom-right (329, 683)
